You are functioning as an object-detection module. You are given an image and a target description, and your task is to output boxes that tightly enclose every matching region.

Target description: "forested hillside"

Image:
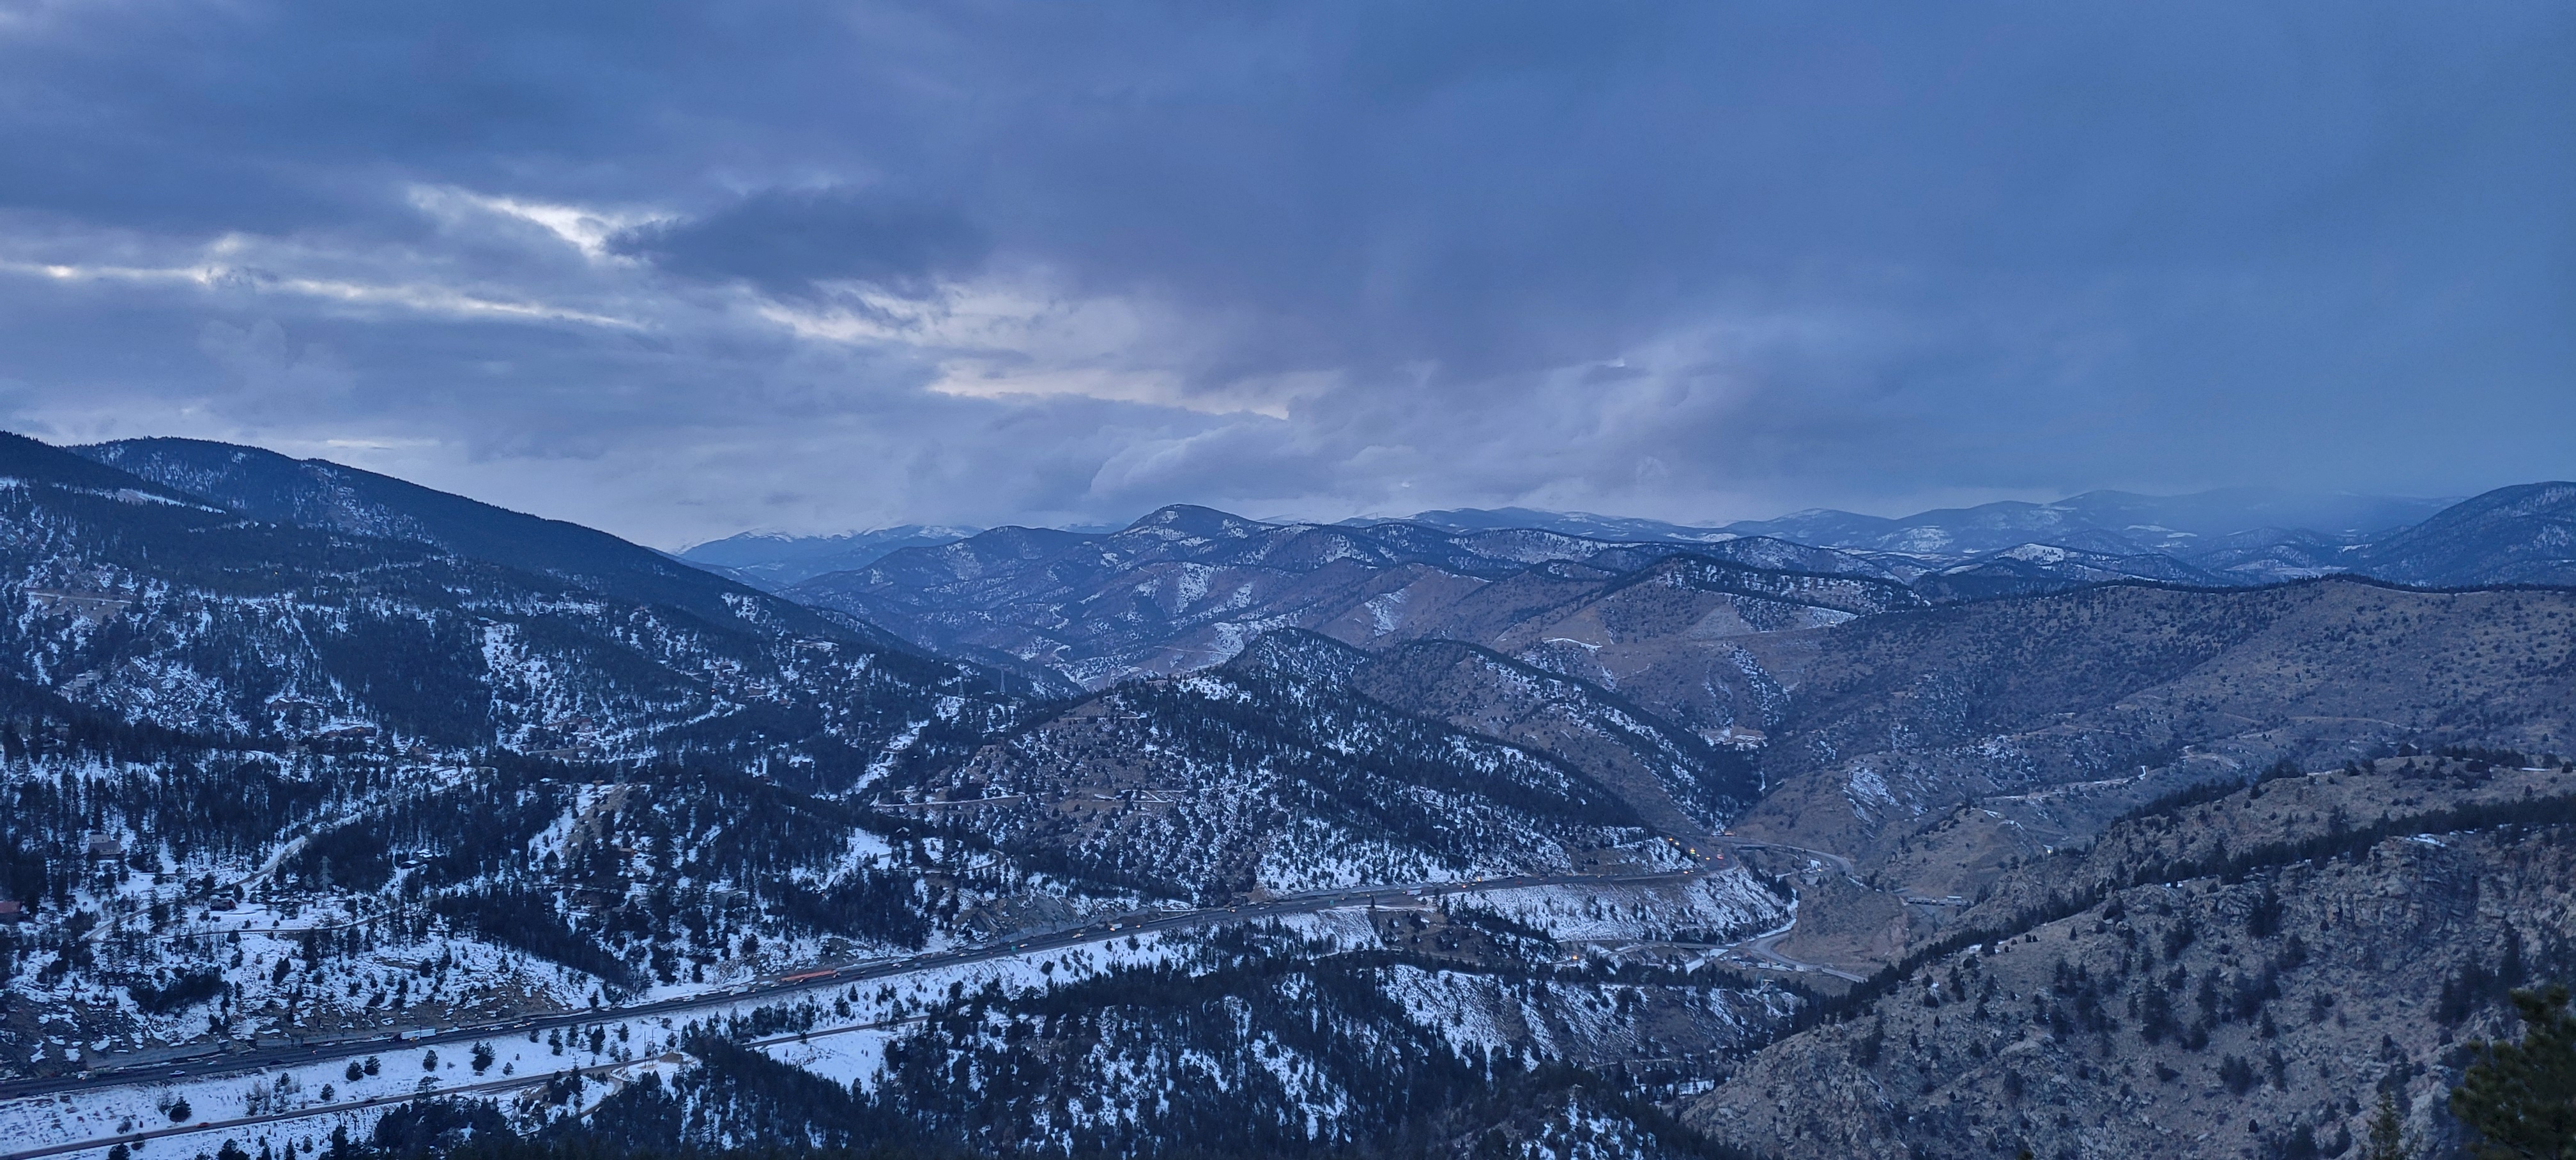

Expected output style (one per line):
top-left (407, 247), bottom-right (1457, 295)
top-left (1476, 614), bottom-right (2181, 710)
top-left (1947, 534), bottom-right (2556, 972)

top-left (5, 432), bottom-right (2575, 1160)
top-left (0, 432), bottom-right (1027, 1071)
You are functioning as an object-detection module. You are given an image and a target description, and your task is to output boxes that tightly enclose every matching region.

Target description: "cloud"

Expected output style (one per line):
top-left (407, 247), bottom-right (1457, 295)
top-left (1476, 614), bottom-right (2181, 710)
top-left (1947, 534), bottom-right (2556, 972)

top-left (197, 318), bottom-right (355, 403)
top-left (0, 0), bottom-right (2565, 546)
top-left (610, 187), bottom-right (989, 299)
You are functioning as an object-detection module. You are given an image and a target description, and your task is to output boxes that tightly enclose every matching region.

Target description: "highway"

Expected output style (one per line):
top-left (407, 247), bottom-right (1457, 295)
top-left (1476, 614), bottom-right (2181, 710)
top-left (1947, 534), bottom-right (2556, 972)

top-left (0, 1017), bottom-right (926, 1160)
top-left (0, 864), bottom-right (1704, 1107)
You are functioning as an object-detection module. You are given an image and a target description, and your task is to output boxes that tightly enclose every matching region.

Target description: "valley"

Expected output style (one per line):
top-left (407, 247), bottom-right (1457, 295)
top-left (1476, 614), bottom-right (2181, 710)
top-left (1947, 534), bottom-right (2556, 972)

top-left (1, 431), bottom-right (2572, 1159)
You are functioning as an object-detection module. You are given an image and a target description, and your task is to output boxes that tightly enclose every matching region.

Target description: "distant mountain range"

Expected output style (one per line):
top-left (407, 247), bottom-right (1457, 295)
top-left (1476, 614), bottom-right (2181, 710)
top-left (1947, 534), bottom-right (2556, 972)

top-left (6, 428), bottom-right (2576, 1160)
top-left (1717, 486), bottom-right (2451, 553)
top-left (682, 486), bottom-right (2475, 594)
top-left (1370, 488), bottom-right (2469, 577)
top-left (779, 504), bottom-right (1911, 691)
top-left (687, 482), bottom-right (2576, 692)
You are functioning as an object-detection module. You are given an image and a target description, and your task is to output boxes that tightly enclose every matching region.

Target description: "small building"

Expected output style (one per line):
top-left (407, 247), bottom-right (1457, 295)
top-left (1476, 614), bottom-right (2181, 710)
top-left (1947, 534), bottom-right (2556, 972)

top-left (0, 899), bottom-right (27, 923)
top-left (85, 833), bottom-right (122, 859)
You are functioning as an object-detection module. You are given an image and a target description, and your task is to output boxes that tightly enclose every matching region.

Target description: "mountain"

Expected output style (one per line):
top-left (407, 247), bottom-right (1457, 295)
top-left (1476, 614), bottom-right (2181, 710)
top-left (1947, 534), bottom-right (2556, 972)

top-left (1687, 755), bottom-right (2576, 1160)
top-left (676, 526), bottom-right (984, 589)
top-left (1344, 636), bottom-right (1762, 838)
top-left (1906, 542), bottom-right (2228, 603)
top-left (0, 431), bottom-right (1050, 1065)
top-left (1717, 487), bottom-right (2450, 560)
top-left (12, 439), bottom-right (2576, 1160)
top-left (2179, 526), bottom-right (2366, 583)
top-left (1726, 577), bottom-right (2576, 910)
top-left (879, 631), bottom-right (1696, 905)
top-left (15, 436), bottom-right (1011, 761)
top-left (74, 436), bottom-right (841, 633)
top-left (782, 487), bottom-right (2559, 702)
top-left (785, 505), bottom-right (1903, 689)
top-left (2354, 480), bottom-right (2576, 588)
top-left (0, 431), bottom-right (210, 502)
top-left (1353, 506), bottom-right (1739, 544)
top-left (0, 434), bottom-right (1796, 1113)
top-left (1366, 489), bottom-right (2450, 558)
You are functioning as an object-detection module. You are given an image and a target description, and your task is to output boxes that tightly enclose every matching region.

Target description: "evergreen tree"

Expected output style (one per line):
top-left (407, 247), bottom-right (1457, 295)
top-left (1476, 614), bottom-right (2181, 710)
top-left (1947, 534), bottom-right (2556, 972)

top-left (2451, 984), bottom-right (2576, 1160)
top-left (2359, 1090), bottom-right (2416, 1160)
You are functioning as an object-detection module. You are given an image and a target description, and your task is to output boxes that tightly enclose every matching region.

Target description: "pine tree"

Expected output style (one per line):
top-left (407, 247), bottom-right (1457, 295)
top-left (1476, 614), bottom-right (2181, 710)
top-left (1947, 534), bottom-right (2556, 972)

top-left (2359, 1090), bottom-right (2416, 1160)
top-left (2450, 984), bottom-right (2576, 1159)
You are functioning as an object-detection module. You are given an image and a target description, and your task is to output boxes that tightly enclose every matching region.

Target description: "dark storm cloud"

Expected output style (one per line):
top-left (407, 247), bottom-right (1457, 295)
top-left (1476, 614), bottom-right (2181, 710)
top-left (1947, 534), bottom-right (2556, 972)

top-left (610, 188), bottom-right (989, 298)
top-left (0, 0), bottom-right (2567, 544)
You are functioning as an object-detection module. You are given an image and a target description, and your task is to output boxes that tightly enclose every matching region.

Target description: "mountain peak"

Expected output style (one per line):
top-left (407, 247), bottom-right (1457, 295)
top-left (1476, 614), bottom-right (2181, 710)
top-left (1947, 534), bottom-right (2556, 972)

top-left (1123, 503), bottom-right (1274, 540)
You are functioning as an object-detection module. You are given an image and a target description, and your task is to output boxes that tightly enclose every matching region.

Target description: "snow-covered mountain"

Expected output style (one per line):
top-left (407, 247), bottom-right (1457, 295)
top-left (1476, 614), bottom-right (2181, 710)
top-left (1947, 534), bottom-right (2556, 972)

top-left (0, 433), bottom-right (1798, 1137)
top-left (11, 436), bottom-right (2576, 1160)
top-left (0, 432), bottom-right (1045, 1073)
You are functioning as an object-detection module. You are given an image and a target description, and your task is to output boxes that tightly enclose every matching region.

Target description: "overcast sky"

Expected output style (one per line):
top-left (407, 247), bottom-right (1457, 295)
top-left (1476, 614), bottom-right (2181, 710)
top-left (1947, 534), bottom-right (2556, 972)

top-left (0, 1), bottom-right (2568, 547)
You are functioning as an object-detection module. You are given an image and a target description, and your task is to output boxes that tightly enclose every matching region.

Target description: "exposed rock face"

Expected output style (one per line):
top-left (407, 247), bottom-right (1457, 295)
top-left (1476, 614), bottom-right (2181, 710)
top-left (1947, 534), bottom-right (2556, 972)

top-left (1687, 760), bottom-right (2576, 1159)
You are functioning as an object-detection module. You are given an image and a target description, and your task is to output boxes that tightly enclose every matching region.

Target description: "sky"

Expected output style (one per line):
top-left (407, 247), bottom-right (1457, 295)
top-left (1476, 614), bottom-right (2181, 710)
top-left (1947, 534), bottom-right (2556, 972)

top-left (0, 1), bottom-right (2568, 549)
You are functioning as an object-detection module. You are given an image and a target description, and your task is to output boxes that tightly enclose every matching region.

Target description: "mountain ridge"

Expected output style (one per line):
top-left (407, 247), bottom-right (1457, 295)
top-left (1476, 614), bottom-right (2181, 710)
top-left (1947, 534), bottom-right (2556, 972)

top-left (4, 432), bottom-right (2573, 1160)
top-left (73, 436), bottom-right (863, 643)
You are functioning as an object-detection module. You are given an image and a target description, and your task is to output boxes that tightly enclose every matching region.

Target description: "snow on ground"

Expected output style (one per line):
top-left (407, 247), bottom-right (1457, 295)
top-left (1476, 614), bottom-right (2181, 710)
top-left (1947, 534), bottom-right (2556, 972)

top-left (7, 894), bottom-right (1776, 1159)
top-left (1457, 870), bottom-right (1788, 945)
top-left (19, 917), bottom-right (601, 1068)
top-left (1374, 964), bottom-right (1768, 1067)
top-left (0, 1011), bottom-right (689, 1160)
top-left (756, 1029), bottom-right (897, 1089)
top-left (1262, 909), bottom-right (1383, 952)
top-left (1372, 965), bottom-right (1646, 1062)
top-left (1, 927), bottom-right (1201, 1159)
